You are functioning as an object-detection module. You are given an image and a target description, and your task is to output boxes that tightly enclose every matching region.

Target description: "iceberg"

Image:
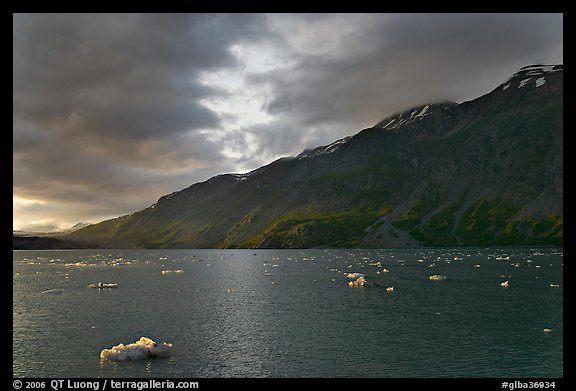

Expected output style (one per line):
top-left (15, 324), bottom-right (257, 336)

top-left (41, 288), bottom-right (65, 294)
top-left (87, 282), bottom-right (118, 289)
top-left (100, 337), bottom-right (172, 361)
top-left (348, 276), bottom-right (367, 287)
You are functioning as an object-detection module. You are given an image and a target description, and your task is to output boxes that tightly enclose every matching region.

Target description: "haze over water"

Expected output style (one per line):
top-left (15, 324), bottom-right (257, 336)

top-left (13, 248), bottom-right (562, 378)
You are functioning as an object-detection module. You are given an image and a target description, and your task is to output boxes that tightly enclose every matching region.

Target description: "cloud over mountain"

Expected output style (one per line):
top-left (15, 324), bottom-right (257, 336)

top-left (13, 13), bottom-right (563, 230)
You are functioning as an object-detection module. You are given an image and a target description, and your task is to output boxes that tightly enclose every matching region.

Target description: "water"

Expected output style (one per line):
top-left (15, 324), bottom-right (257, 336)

top-left (13, 248), bottom-right (563, 378)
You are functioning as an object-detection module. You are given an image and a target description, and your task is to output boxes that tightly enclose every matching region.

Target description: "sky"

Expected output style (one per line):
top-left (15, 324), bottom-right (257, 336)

top-left (13, 13), bottom-right (563, 232)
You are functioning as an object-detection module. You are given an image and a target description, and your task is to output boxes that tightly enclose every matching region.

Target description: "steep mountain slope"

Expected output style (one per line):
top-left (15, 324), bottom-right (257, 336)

top-left (69, 64), bottom-right (563, 248)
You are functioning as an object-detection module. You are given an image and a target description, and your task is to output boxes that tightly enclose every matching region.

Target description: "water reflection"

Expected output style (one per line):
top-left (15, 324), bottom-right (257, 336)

top-left (13, 247), bottom-right (562, 378)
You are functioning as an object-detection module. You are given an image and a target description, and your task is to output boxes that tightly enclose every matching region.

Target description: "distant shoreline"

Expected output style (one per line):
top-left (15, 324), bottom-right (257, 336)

top-left (13, 235), bottom-right (562, 251)
top-left (12, 235), bottom-right (100, 250)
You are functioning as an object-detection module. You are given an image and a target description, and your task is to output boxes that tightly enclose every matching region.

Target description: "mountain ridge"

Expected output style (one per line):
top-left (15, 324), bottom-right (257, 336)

top-left (66, 64), bottom-right (563, 249)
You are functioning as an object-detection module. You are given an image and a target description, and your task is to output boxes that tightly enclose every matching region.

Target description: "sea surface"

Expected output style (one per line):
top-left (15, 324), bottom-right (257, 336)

top-left (13, 248), bottom-right (563, 378)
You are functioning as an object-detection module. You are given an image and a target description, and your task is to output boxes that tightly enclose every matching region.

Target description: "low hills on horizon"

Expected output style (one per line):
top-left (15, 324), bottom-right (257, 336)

top-left (20, 64), bottom-right (563, 250)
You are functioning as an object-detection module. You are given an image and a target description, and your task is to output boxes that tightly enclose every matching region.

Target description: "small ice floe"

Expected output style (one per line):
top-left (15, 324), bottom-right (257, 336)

top-left (162, 269), bottom-right (184, 274)
top-left (369, 261), bottom-right (382, 267)
top-left (65, 261), bottom-right (93, 267)
top-left (381, 268), bottom-right (389, 273)
top-left (495, 255), bottom-right (510, 261)
top-left (87, 282), bottom-right (118, 289)
top-left (429, 275), bottom-right (447, 281)
top-left (346, 272), bottom-right (365, 279)
top-left (475, 264), bottom-right (481, 268)
top-left (41, 288), bottom-right (65, 294)
top-left (386, 287), bottom-right (394, 293)
top-left (500, 281), bottom-right (510, 288)
top-left (550, 284), bottom-right (560, 288)
top-left (100, 337), bottom-right (172, 361)
top-left (348, 276), bottom-right (366, 287)
top-left (543, 328), bottom-right (552, 333)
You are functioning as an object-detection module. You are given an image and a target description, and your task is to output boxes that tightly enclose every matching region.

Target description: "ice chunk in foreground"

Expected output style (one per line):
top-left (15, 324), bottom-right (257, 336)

top-left (348, 276), bottom-right (367, 287)
top-left (100, 337), bottom-right (172, 361)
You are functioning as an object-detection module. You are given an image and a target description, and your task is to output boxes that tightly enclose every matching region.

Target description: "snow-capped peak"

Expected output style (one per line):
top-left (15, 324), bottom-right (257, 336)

top-left (297, 136), bottom-right (352, 159)
top-left (373, 102), bottom-right (456, 130)
top-left (517, 64), bottom-right (562, 76)
top-left (500, 64), bottom-right (562, 91)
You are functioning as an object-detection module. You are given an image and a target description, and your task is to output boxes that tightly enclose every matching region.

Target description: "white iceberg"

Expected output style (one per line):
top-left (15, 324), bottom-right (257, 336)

top-left (41, 288), bottom-right (65, 294)
top-left (429, 274), bottom-right (447, 281)
top-left (348, 276), bottom-right (367, 287)
top-left (88, 282), bottom-right (118, 289)
top-left (100, 337), bottom-right (172, 361)
top-left (161, 269), bottom-right (184, 274)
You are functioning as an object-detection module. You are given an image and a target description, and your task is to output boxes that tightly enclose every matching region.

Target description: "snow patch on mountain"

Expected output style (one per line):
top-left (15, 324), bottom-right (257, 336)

top-left (233, 173), bottom-right (251, 181)
top-left (500, 64), bottom-right (562, 91)
top-left (373, 102), bottom-right (455, 130)
top-left (519, 78), bottom-right (532, 88)
top-left (297, 136), bottom-right (352, 159)
top-left (415, 105), bottom-right (430, 118)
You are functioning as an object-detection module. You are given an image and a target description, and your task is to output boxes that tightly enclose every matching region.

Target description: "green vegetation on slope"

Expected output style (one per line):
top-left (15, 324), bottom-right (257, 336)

top-left (236, 207), bottom-right (383, 248)
top-left (393, 197), bottom-right (562, 246)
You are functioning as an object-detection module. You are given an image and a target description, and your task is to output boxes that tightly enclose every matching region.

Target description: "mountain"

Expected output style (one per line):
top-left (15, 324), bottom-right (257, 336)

top-left (68, 64), bottom-right (563, 249)
top-left (13, 222), bottom-right (97, 249)
top-left (59, 222), bottom-right (93, 234)
top-left (13, 222), bottom-right (93, 237)
top-left (12, 233), bottom-right (98, 250)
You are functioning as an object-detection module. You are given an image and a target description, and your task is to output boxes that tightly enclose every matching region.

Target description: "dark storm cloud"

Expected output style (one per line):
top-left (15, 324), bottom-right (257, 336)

top-left (13, 13), bottom-right (268, 138)
top-left (13, 13), bottom-right (272, 228)
top-left (254, 13), bottom-right (563, 146)
top-left (13, 13), bottom-right (563, 229)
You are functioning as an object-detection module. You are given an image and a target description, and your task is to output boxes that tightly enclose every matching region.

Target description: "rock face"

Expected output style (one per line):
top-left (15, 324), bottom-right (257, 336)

top-left (69, 65), bottom-right (563, 249)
